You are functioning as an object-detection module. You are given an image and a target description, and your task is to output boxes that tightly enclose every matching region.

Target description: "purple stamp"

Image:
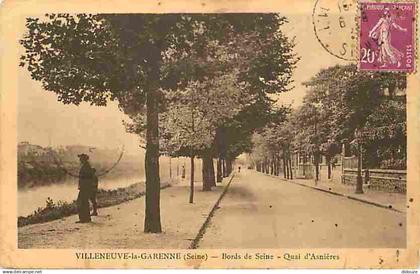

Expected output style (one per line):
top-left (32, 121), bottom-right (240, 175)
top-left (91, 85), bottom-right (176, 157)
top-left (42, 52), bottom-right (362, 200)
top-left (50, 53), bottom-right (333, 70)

top-left (359, 1), bottom-right (417, 72)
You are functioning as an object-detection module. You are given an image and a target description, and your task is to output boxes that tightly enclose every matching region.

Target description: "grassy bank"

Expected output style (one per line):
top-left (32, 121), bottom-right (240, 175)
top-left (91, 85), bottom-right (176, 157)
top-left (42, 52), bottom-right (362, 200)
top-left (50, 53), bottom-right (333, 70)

top-left (18, 181), bottom-right (172, 227)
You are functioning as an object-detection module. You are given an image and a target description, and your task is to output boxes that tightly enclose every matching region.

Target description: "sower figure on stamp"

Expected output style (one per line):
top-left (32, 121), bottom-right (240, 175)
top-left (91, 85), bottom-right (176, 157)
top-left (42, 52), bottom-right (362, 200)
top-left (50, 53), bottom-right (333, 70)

top-left (77, 153), bottom-right (93, 223)
top-left (90, 168), bottom-right (99, 216)
top-left (369, 7), bottom-right (407, 68)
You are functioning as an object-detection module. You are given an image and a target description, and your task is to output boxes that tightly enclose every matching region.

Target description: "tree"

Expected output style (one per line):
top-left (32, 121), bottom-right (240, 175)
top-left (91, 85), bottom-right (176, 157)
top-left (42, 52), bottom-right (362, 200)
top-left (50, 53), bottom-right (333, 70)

top-left (363, 99), bottom-right (406, 169)
top-left (296, 64), bottom-right (406, 178)
top-left (251, 64), bottom-right (406, 181)
top-left (249, 107), bottom-right (293, 178)
top-left (123, 14), bottom-right (298, 190)
top-left (160, 73), bottom-right (247, 199)
top-left (302, 64), bottom-right (406, 144)
top-left (20, 14), bottom-right (203, 233)
top-left (20, 13), bottom-right (298, 233)
top-left (162, 81), bottom-right (213, 202)
top-left (295, 64), bottom-right (405, 171)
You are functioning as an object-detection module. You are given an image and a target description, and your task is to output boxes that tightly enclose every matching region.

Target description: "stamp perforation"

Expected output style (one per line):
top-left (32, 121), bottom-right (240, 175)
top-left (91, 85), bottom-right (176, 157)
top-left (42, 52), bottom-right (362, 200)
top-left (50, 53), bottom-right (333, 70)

top-left (357, 0), bottom-right (418, 73)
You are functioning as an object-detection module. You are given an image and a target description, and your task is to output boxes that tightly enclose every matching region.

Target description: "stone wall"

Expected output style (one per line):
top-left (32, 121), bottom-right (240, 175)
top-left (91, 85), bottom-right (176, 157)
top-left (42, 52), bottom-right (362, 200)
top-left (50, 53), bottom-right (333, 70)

top-left (342, 168), bottom-right (406, 193)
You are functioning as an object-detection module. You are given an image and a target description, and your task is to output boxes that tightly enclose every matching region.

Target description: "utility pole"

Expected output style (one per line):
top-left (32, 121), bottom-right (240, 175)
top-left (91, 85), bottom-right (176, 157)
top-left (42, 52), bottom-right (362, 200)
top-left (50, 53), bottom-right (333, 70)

top-left (355, 128), bottom-right (364, 194)
top-left (313, 104), bottom-right (320, 184)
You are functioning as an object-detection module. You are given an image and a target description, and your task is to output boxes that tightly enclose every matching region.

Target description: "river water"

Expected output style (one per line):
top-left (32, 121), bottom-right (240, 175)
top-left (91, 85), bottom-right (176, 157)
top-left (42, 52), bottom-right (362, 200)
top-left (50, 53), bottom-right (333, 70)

top-left (18, 156), bottom-right (203, 217)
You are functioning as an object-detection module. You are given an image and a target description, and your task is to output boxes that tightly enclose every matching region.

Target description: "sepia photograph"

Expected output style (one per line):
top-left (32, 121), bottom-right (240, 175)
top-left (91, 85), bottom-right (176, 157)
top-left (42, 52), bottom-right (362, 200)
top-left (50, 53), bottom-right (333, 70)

top-left (0, 0), bottom-right (419, 269)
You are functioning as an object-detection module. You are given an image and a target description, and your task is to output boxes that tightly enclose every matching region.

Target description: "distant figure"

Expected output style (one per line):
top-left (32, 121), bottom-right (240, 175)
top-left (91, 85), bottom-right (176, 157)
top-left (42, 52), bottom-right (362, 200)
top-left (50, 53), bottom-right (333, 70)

top-left (238, 166), bottom-right (241, 173)
top-left (90, 168), bottom-right (99, 216)
top-left (181, 165), bottom-right (186, 179)
top-left (365, 169), bottom-right (370, 185)
top-left (76, 153), bottom-right (93, 223)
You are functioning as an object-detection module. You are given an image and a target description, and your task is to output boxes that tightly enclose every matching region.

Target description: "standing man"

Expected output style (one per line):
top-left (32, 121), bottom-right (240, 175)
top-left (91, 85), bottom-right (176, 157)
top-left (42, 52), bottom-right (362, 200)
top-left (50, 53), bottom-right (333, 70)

top-left (181, 165), bottom-right (186, 179)
top-left (77, 153), bottom-right (93, 223)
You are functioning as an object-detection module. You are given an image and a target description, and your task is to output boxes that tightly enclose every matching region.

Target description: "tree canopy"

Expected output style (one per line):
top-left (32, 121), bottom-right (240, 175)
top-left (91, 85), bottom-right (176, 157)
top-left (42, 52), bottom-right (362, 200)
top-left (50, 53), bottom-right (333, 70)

top-left (20, 13), bottom-right (299, 232)
top-left (250, 64), bottom-right (407, 173)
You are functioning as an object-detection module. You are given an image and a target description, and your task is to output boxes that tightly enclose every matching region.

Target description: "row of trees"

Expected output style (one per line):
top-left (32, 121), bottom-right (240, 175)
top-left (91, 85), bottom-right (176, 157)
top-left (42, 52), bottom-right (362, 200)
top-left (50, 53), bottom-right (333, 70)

top-left (20, 14), bottom-right (298, 233)
top-left (250, 64), bottom-right (407, 179)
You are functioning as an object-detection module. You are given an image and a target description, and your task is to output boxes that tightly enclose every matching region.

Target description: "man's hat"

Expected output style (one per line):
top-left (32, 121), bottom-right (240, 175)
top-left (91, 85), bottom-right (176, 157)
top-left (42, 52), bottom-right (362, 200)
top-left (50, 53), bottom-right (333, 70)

top-left (77, 153), bottom-right (89, 160)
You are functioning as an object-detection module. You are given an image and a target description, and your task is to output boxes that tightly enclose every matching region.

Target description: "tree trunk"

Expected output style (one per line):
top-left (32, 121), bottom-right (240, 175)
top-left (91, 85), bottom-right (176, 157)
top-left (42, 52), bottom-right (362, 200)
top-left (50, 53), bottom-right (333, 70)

top-left (265, 159), bottom-right (269, 174)
top-left (223, 159), bottom-right (228, 177)
top-left (273, 158), bottom-right (277, 176)
top-left (326, 155), bottom-right (331, 179)
top-left (202, 152), bottom-right (214, 191)
top-left (315, 152), bottom-right (320, 182)
top-left (189, 155), bottom-right (195, 203)
top-left (270, 159), bottom-right (274, 175)
top-left (221, 159), bottom-right (224, 177)
top-left (288, 154), bottom-right (293, 180)
top-left (216, 158), bottom-right (223, 182)
top-left (144, 85), bottom-right (162, 233)
top-left (283, 153), bottom-right (287, 179)
top-left (210, 158), bottom-right (216, 187)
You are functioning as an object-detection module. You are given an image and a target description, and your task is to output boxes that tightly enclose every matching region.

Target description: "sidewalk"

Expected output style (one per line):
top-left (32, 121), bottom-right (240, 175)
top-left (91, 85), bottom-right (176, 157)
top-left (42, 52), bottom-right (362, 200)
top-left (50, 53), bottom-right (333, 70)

top-left (18, 176), bottom-right (234, 249)
top-left (261, 172), bottom-right (406, 213)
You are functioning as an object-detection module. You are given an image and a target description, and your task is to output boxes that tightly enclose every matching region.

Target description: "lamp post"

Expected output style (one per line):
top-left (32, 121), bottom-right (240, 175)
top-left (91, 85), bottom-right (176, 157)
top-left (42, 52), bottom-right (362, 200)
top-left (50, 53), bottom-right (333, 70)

top-left (354, 128), bottom-right (364, 194)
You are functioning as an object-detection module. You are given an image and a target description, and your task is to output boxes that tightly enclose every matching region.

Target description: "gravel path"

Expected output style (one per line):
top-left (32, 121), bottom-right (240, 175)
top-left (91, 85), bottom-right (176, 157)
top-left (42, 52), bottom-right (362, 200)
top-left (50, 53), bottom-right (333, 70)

top-left (18, 178), bottom-right (231, 249)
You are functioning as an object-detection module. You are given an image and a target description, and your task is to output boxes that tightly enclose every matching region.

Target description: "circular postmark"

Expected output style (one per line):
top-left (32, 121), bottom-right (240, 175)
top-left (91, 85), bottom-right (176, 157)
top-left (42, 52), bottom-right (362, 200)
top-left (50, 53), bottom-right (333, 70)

top-left (312, 0), bottom-right (358, 61)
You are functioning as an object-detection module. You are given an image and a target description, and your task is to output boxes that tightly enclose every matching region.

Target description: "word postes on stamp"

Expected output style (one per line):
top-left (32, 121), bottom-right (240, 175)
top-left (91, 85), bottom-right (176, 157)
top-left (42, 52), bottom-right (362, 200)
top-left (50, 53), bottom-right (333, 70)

top-left (359, 1), bottom-right (417, 72)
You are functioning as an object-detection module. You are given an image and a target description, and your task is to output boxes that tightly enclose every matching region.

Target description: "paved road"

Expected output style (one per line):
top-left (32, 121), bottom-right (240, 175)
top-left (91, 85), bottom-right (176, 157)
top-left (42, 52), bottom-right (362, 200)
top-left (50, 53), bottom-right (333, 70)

top-left (199, 169), bottom-right (406, 248)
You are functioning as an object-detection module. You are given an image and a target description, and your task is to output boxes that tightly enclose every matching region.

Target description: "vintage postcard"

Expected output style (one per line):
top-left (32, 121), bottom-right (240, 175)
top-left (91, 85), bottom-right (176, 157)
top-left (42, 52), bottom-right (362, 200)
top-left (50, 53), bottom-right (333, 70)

top-left (0, 0), bottom-right (419, 269)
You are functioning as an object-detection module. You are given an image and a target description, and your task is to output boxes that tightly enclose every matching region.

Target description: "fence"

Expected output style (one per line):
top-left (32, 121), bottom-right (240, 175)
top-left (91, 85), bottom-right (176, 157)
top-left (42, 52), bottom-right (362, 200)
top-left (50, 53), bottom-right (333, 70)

top-left (342, 168), bottom-right (406, 193)
top-left (342, 156), bottom-right (357, 169)
top-left (290, 149), bottom-right (407, 193)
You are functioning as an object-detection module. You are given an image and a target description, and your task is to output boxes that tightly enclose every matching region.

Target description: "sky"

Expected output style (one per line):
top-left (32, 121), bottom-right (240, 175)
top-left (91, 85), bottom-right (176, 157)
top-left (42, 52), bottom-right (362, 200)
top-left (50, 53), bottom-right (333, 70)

top-left (17, 12), bottom-right (347, 150)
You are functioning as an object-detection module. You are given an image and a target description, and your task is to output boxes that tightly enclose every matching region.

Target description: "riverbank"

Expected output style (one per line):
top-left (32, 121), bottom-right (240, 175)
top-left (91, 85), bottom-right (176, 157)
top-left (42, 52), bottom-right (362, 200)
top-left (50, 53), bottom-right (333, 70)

top-left (18, 180), bottom-right (174, 227)
top-left (18, 175), bottom-right (234, 249)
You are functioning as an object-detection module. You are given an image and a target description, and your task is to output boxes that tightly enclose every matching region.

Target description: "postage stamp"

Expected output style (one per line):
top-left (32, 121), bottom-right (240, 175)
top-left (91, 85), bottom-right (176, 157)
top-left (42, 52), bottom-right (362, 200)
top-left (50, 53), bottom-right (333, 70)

top-left (359, 0), bottom-right (417, 72)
